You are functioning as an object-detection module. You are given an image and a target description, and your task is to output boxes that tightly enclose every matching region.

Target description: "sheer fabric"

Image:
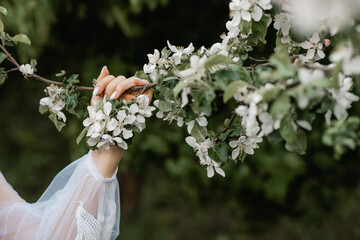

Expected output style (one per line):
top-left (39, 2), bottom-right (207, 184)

top-left (0, 151), bottom-right (120, 240)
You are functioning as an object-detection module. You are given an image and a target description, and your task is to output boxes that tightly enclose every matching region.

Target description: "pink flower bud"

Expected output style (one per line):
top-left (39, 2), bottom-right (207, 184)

top-left (324, 39), bottom-right (331, 47)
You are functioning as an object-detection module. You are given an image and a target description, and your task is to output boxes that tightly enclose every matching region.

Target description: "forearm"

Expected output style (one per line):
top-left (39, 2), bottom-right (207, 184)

top-left (92, 146), bottom-right (124, 178)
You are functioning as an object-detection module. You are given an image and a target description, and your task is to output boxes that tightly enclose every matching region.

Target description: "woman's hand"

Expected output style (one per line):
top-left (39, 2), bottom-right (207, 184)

top-left (91, 66), bottom-right (153, 106)
top-left (90, 66), bottom-right (153, 177)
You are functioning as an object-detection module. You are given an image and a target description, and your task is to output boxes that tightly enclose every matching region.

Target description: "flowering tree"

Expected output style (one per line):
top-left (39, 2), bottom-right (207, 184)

top-left (0, 0), bottom-right (359, 178)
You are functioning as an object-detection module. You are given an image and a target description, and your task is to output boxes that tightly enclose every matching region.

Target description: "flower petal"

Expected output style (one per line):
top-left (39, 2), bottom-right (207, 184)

top-left (185, 136), bottom-right (198, 148)
top-left (215, 166), bottom-right (226, 177)
top-left (206, 166), bottom-right (215, 178)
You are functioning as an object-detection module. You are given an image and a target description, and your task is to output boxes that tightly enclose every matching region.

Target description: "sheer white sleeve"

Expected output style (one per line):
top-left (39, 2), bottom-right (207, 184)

top-left (0, 151), bottom-right (120, 240)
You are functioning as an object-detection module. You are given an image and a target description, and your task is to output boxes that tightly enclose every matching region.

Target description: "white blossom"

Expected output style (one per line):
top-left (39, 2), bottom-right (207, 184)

top-left (229, 126), bottom-right (262, 161)
top-left (143, 49), bottom-right (160, 81)
top-left (273, 13), bottom-right (292, 43)
top-left (153, 100), bottom-right (184, 127)
top-left (82, 96), bottom-right (153, 150)
top-left (39, 84), bottom-right (66, 122)
top-left (167, 41), bottom-right (194, 65)
top-left (330, 42), bottom-right (360, 75)
top-left (185, 136), bottom-right (225, 177)
top-left (328, 74), bottom-right (359, 120)
top-left (229, 0), bottom-right (272, 22)
top-left (108, 110), bottom-right (135, 139)
top-left (297, 68), bottom-right (325, 109)
top-left (179, 55), bottom-right (207, 79)
top-left (299, 32), bottom-right (325, 62)
top-left (181, 87), bottom-right (191, 108)
top-left (258, 112), bottom-right (280, 136)
top-left (186, 114), bottom-right (208, 134)
top-left (19, 64), bottom-right (34, 75)
top-left (136, 95), bottom-right (156, 118)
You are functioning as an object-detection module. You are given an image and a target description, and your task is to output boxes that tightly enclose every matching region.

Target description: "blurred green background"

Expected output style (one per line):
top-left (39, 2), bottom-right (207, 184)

top-left (0, 0), bottom-right (360, 239)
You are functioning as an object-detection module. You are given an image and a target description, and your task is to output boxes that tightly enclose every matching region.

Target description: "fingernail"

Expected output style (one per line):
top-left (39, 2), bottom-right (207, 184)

top-left (102, 66), bottom-right (107, 72)
top-left (110, 91), bottom-right (117, 100)
top-left (92, 100), bottom-right (98, 106)
top-left (133, 77), bottom-right (142, 80)
top-left (93, 87), bottom-right (99, 96)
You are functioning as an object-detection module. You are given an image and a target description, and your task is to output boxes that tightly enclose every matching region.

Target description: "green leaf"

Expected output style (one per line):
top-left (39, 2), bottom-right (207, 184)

top-left (163, 76), bottom-right (179, 82)
top-left (30, 59), bottom-right (37, 71)
top-left (223, 80), bottom-right (248, 103)
top-left (67, 74), bottom-right (80, 85)
top-left (77, 128), bottom-right (87, 145)
top-left (39, 105), bottom-right (48, 114)
top-left (270, 92), bottom-right (290, 118)
top-left (0, 52), bottom-right (7, 64)
top-left (237, 66), bottom-right (252, 83)
top-left (330, 60), bottom-right (343, 89)
top-left (0, 20), bottom-right (4, 33)
top-left (239, 20), bottom-right (252, 36)
top-left (56, 70), bottom-right (66, 77)
top-left (219, 129), bottom-right (232, 141)
top-left (229, 127), bottom-right (242, 137)
top-left (0, 7), bottom-right (7, 15)
top-left (205, 88), bottom-right (216, 102)
top-left (269, 45), bottom-right (295, 78)
top-left (0, 73), bottom-right (7, 86)
top-left (158, 100), bottom-right (172, 112)
top-left (260, 85), bottom-right (282, 102)
top-left (162, 87), bottom-right (175, 100)
top-left (208, 143), bottom-right (228, 163)
top-left (95, 98), bottom-right (104, 112)
top-left (280, 114), bottom-right (297, 143)
top-left (190, 121), bottom-right (208, 142)
top-left (205, 54), bottom-right (235, 69)
top-left (173, 81), bottom-right (189, 97)
top-left (267, 131), bottom-right (283, 144)
top-left (11, 34), bottom-right (31, 45)
top-left (285, 130), bottom-right (307, 154)
top-left (49, 113), bottom-right (66, 132)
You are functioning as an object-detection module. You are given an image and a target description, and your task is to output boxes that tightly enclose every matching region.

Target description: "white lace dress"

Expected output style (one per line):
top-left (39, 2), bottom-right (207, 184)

top-left (0, 151), bottom-right (120, 240)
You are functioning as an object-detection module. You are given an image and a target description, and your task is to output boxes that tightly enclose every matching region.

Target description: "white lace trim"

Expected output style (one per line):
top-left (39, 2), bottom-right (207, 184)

top-left (75, 201), bottom-right (116, 240)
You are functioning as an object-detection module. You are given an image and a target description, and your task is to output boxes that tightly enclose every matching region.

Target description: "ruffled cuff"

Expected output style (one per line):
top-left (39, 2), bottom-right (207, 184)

top-left (87, 150), bottom-right (118, 183)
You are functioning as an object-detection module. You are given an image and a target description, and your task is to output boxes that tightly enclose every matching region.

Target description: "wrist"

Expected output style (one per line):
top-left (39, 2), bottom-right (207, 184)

top-left (91, 146), bottom-right (124, 178)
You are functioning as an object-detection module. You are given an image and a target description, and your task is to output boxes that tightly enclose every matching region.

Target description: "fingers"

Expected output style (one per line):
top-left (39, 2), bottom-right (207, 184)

top-left (96, 66), bottom-right (109, 82)
top-left (104, 75), bottom-right (126, 99)
top-left (93, 75), bottom-right (116, 97)
top-left (113, 78), bottom-right (138, 100)
top-left (92, 74), bottom-right (153, 106)
top-left (132, 77), bottom-right (150, 86)
top-left (113, 77), bottom-right (150, 100)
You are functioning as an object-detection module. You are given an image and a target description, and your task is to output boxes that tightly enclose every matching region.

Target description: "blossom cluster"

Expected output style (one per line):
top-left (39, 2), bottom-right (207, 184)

top-left (141, 0), bottom-right (360, 177)
top-left (82, 95), bottom-right (155, 150)
top-left (39, 84), bottom-right (67, 123)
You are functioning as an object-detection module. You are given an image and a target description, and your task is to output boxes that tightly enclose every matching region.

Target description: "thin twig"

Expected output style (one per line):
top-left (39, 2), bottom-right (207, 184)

top-left (3, 67), bottom-right (18, 74)
top-left (248, 56), bottom-right (268, 63)
top-left (245, 55), bottom-right (333, 73)
top-left (215, 111), bottom-right (237, 142)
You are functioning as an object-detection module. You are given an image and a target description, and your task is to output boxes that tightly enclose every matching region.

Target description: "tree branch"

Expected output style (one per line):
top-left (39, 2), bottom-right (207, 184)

top-left (245, 55), bottom-right (333, 73)
top-left (0, 44), bottom-right (157, 93)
